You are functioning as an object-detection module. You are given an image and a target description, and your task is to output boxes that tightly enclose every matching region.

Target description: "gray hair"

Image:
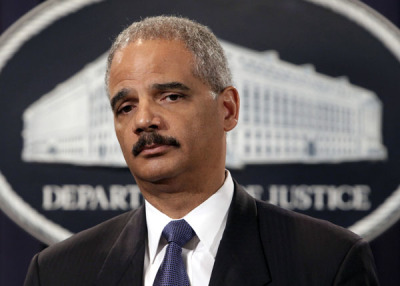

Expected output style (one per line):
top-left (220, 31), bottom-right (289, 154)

top-left (105, 16), bottom-right (232, 94)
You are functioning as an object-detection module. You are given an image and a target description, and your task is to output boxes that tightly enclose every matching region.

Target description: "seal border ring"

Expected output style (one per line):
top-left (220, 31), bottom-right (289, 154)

top-left (0, 0), bottom-right (399, 244)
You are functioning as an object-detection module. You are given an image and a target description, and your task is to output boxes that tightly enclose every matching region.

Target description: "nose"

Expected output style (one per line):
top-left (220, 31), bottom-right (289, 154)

top-left (133, 101), bottom-right (161, 135)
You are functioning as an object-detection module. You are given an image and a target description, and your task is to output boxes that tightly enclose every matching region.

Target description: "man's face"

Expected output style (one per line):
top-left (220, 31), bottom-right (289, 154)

top-left (108, 39), bottom-right (237, 187)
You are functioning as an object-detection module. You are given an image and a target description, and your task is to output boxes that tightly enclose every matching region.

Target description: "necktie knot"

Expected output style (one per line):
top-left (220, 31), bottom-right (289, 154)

top-left (153, 219), bottom-right (195, 286)
top-left (162, 219), bottom-right (195, 247)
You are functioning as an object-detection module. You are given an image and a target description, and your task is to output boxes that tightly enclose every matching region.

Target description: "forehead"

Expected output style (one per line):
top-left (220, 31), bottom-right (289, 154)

top-left (109, 39), bottom-right (195, 86)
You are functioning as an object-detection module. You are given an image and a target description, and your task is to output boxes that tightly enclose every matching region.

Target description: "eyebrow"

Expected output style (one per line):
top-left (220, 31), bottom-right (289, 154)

top-left (152, 82), bottom-right (190, 92)
top-left (110, 88), bottom-right (130, 111)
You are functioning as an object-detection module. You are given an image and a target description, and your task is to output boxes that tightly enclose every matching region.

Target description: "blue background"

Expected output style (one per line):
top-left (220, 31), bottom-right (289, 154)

top-left (1, 0), bottom-right (399, 285)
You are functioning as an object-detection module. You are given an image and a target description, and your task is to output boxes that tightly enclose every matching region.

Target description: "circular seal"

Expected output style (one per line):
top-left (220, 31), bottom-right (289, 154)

top-left (1, 0), bottom-right (400, 245)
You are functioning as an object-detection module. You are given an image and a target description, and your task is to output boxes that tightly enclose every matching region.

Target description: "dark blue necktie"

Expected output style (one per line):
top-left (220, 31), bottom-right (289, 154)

top-left (153, 219), bottom-right (195, 286)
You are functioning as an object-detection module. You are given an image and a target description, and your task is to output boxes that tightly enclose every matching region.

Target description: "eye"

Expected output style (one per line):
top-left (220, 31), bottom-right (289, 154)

top-left (117, 105), bottom-right (133, 115)
top-left (164, 93), bottom-right (183, 102)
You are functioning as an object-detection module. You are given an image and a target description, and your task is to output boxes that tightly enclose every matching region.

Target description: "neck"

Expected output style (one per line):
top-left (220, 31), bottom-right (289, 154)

top-left (137, 169), bottom-right (226, 219)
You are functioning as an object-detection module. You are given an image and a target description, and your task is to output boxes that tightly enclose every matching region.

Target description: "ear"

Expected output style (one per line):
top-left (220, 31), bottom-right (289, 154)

top-left (220, 86), bottom-right (240, 131)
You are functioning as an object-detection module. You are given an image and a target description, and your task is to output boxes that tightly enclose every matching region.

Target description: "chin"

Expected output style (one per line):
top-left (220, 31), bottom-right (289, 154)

top-left (129, 161), bottom-right (183, 184)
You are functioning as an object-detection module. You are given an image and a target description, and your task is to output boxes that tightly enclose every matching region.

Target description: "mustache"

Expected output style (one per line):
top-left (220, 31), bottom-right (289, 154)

top-left (132, 132), bottom-right (180, 156)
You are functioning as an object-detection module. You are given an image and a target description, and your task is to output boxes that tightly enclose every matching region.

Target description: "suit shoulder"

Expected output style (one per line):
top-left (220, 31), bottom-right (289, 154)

top-left (38, 209), bottom-right (139, 266)
top-left (255, 199), bottom-right (363, 251)
top-left (254, 200), bottom-right (378, 285)
top-left (26, 208), bottom-right (145, 285)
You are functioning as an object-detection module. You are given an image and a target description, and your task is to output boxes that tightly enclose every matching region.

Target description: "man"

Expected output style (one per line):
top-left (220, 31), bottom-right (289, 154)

top-left (25, 16), bottom-right (379, 285)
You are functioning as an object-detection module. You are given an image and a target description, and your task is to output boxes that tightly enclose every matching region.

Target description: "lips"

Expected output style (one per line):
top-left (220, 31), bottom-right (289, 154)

top-left (139, 143), bottom-right (171, 156)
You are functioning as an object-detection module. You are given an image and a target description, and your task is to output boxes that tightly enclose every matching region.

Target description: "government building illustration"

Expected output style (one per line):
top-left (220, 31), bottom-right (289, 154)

top-left (21, 40), bottom-right (387, 169)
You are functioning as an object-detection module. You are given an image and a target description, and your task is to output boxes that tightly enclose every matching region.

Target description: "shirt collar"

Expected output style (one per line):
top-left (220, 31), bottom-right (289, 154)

top-left (145, 171), bottom-right (234, 264)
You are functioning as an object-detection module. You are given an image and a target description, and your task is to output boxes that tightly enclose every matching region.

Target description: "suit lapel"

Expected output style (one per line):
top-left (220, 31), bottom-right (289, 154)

top-left (209, 182), bottom-right (272, 286)
top-left (95, 206), bottom-right (147, 286)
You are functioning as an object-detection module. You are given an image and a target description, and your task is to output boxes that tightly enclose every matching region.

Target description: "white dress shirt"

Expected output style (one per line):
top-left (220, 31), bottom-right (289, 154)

top-left (143, 171), bottom-right (234, 286)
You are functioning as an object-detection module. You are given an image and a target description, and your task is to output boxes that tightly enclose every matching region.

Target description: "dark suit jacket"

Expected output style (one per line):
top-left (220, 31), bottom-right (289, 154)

top-left (24, 181), bottom-right (379, 285)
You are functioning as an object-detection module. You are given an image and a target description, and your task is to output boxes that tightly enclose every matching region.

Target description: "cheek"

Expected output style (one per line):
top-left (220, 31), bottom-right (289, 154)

top-left (115, 124), bottom-right (133, 154)
top-left (196, 103), bottom-right (224, 132)
top-left (180, 106), bottom-right (222, 144)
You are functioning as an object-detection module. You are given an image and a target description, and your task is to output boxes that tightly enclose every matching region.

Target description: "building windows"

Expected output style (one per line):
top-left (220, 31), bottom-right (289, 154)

top-left (22, 41), bottom-right (386, 169)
